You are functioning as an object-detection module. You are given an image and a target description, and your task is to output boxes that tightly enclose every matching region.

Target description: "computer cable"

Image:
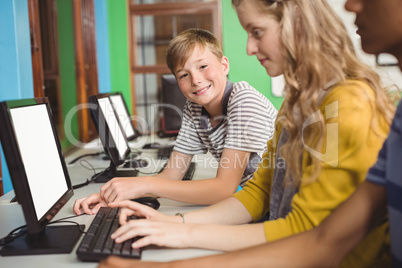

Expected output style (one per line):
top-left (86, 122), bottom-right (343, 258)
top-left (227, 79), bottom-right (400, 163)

top-left (72, 160), bottom-right (108, 190)
top-left (0, 214), bottom-right (86, 246)
top-left (68, 151), bottom-right (104, 165)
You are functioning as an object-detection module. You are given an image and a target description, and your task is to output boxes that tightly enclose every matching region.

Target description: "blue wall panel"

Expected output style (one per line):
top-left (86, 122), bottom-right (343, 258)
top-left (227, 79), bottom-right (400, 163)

top-left (94, 0), bottom-right (111, 94)
top-left (0, 0), bottom-right (34, 194)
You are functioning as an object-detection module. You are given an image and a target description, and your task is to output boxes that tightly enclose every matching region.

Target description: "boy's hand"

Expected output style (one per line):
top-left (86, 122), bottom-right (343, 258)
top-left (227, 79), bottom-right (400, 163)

top-left (100, 177), bottom-right (150, 204)
top-left (73, 192), bottom-right (107, 215)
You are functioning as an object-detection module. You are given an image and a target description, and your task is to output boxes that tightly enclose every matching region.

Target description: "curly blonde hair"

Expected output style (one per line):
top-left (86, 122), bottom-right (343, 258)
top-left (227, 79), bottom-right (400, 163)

top-left (233, 0), bottom-right (395, 184)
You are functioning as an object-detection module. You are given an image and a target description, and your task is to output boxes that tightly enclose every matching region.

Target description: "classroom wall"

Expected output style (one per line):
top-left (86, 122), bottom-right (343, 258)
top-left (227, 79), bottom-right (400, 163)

top-left (106, 0), bottom-right (133, 114)
top-left (0, 0), bottom-right (34, 194)
top-left (95, 0), bottom-right (112, 94)
top-left (57, 0), bottom-right (79, 149)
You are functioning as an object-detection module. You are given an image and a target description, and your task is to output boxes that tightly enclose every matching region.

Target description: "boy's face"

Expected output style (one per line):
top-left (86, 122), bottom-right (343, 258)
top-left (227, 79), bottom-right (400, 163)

top-left (174, 44), bottom-right (229, 110)
top-left (345, 0), bottom-right (402, 59)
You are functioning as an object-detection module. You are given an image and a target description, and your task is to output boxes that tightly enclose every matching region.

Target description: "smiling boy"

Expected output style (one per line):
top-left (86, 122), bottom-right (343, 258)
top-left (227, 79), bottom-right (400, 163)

top-left (74, 28), bottom-right (277, 213)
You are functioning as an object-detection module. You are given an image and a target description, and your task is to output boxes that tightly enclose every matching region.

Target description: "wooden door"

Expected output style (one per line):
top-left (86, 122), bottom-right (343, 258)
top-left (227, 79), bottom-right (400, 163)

top-left (72, 0), bottom-right (99, 142)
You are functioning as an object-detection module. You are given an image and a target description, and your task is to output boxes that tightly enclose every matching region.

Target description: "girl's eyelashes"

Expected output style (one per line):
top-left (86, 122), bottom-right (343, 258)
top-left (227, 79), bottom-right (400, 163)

top-left (252, 29), bottom-right (262, 38)
top-left (200, 65), bottom-right (208, 70)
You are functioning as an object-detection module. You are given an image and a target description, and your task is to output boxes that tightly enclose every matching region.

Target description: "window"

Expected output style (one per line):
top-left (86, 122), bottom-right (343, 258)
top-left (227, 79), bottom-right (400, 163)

top-left (129, 0), bottom-right (221, 133)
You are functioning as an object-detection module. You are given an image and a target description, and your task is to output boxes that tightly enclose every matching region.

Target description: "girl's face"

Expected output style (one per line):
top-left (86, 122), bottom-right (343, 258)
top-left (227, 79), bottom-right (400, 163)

top-left (236, 1), bottom-right (285, 77)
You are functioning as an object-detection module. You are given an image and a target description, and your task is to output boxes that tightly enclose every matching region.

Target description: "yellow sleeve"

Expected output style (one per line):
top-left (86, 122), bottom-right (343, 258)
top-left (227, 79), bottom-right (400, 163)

top-left (264, 81), bottom-right (389, 241)
top-left (233, 112), bottom-right (284, 221)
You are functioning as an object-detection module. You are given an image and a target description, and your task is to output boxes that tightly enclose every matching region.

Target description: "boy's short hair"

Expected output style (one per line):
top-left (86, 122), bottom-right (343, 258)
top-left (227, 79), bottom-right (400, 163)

top-left (166, 28), bottom-right (223, 74)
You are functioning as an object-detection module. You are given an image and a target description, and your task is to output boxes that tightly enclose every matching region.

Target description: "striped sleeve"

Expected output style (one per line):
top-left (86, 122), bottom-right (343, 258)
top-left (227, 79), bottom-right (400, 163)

top-left (225, 81), bottom-right (277, 152)
top-left (173, 101), bottom-right (208, 155)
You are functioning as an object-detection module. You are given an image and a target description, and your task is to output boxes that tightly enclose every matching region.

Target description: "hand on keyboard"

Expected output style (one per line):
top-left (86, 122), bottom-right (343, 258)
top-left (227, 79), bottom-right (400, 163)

top-left (107, 200), bottom-right (191, 249)
top-left (112, 218), bottom-right (192, 249)
top-left (108, 200), bottom-right (171, 224)
top-left (74, 192), bottom-right (108, 215)
top-left (100, 176), bottom-right (152, 204)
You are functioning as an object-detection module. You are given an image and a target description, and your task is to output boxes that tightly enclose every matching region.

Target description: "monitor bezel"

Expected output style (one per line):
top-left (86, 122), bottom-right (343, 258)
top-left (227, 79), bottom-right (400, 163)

top-left (88, 93), bottom-right (131, 167)
top-left (0, 97), bottom-right (74, 236)
top-left (109, 92), bottom-right (140, 141)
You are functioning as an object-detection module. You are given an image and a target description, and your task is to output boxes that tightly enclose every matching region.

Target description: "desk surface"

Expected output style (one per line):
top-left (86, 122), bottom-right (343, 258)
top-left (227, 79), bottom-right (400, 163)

top-left (0, 137), bottom-right (221, 267)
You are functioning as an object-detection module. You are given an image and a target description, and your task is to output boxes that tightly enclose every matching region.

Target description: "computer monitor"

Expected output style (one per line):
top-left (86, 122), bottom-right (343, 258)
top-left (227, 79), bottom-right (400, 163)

top-left (88, 94), bottom-right (139, 182)
top-left (109, 92), bottom-right (140, 141)
top-left (160, 74), bottom-right (186, 136)
top-left (0, 98), bottom-right (82, 256)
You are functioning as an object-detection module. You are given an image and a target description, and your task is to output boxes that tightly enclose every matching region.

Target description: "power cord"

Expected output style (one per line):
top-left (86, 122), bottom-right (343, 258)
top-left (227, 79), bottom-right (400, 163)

top-left (68, 151), bottom-right (104, 165)
top-left (0, 214), bottom-right (86, 246)
top-left (72, 160), bottom-right (107, 190)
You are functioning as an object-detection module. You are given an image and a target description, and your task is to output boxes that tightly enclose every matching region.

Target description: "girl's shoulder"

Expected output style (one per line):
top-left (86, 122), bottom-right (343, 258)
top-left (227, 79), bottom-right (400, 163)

top-left (322, 79), bottom-right (375, 106)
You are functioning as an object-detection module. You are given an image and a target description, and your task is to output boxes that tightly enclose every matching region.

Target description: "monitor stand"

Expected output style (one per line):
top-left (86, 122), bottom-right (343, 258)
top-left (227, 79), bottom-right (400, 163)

top-left (0, 224), bottom-right (84, 256)
top-left (94, 161), bottom-right (138, 183)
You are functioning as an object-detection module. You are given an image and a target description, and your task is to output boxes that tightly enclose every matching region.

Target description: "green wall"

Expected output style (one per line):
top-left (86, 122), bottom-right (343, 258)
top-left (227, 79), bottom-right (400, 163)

top-left (221, 1), bottom-right (284, 110)
top-left (57, 0), bottom-right (79, 149)
top-left (107, 0), bottom-right (133, 114)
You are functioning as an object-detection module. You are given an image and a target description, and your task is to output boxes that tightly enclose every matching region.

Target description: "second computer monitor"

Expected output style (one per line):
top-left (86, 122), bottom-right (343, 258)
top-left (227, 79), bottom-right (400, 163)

top-left (88, 94), bottom-right (138, 182)
top-left (109, 92), bottom-right (140, 141)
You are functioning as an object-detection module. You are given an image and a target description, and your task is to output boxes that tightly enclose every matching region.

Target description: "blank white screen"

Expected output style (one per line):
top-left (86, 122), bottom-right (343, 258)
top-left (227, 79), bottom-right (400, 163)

top-left (98, 97), bottom-right (128, 159)
top-left (10, 105), bottom-right (68, 221)
top-left (110, 95), bottom-right (135, 138)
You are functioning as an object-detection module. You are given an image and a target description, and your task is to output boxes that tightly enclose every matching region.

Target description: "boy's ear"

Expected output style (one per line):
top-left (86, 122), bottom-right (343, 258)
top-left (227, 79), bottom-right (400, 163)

top-left (222, 56), bottom-right (230, 76)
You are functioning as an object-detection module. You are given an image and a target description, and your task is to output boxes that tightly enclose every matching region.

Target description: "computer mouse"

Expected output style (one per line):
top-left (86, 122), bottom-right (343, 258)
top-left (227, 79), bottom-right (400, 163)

top-left (123, 159), bottom-right (148, 168)
top-left (142, 143), bottom-right (160, 149)
top-left (131, 197), bottom-right (160, 210)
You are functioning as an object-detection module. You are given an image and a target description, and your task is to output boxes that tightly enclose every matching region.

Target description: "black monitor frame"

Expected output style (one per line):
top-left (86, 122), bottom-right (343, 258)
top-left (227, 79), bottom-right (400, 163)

top-left (160, 74), bottom-right (186, 136)
top-left (109, 92), bottom-right (141, 141)
top-left (88, 94), bottom-right (138, 182)
top-left (0, 97), bottom-right (82, 256)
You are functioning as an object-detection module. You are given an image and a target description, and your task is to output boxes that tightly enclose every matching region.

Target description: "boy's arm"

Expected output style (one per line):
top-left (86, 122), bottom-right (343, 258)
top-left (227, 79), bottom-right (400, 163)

top-left (141, 148), bottom-right (251, 205)
top-left (100, 149), bottom-right (251, 205)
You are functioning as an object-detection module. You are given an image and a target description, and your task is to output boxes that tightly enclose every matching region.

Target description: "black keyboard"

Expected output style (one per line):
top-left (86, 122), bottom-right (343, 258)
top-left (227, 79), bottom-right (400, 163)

top-left (157, 145), bottom-right (174, 160)
top-left (76, 207), bottom-right (140, 261)
top-left (159, 161), bottom-right (196, 181)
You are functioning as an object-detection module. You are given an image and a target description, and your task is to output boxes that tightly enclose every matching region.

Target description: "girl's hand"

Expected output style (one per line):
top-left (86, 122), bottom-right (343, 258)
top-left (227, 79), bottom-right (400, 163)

top-left (108, 200), bottom-right (190, 248)
top-left (108, 200), bottom-right (179, 224)
top-left (111, 219), bottom-right (192, 249)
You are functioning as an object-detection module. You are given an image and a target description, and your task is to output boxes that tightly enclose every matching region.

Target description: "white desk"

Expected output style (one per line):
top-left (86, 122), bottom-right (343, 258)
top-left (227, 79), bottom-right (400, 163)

top-left (0, 138), bottom-right (221, 267)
